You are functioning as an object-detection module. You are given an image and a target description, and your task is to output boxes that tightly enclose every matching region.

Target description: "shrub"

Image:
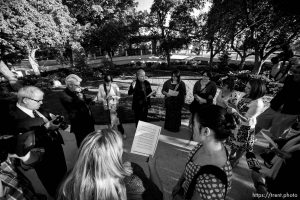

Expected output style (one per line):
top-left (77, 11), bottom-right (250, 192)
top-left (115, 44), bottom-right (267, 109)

top-left (218, 51), bottom-right (231, 68)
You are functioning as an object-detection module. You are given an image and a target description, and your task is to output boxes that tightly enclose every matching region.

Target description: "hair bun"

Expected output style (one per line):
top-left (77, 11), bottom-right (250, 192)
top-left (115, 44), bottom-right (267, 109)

top-left (224, 113), bottom-right (238, 130)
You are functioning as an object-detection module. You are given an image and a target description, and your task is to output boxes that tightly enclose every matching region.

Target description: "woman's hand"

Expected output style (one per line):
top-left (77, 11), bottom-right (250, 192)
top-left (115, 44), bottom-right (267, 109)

top-left (172, 179), bottom-right (184, 199)
top-left (147, 156), bottom-right (157, 168)
top-left (131, 81), bottom-right (136, 88)
top-left (227, 107), bottom-right (237, 114)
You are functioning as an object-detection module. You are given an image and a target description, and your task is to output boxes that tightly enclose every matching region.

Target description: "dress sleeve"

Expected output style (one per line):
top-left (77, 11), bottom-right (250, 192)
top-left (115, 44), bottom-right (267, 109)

top-left (96, 85), bottom-right (106, 102)
top-left (193, 81), bottom-right (201, 95)
top-left (181, 81), bottom-right (187, 96)
top-left (245, 99), bottom-right (264, 119)
top-left (194, 174), bottom-right (227, 200)
top-left (162, 80), bottom-right (169, 93)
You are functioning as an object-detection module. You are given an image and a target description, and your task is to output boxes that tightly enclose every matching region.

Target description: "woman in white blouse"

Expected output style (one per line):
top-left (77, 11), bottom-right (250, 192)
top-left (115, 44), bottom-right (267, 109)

top-left (95, 74), bottom-right (126, 138)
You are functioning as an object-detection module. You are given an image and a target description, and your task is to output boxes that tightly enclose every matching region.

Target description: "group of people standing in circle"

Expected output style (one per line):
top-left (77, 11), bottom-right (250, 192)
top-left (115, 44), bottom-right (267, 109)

top-left (2, 63), bottom-right (299, 200)
top-left (99, 68), bottom-right (267, 169)
top-left (57, 64), bottom-right (300, 199)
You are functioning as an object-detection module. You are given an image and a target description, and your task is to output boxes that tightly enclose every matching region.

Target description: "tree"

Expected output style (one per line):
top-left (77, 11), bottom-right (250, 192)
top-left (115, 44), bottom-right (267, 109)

top-left (150, 0), bottom-right (177, 67)
top-left (63, 0), bottom-right (139, 61)
top-left (209, 0), bottom-right (300, 73)
top-left (0, 0), bottom-right (77, 75)
top-left (201, 0), bottom-right (233, 66)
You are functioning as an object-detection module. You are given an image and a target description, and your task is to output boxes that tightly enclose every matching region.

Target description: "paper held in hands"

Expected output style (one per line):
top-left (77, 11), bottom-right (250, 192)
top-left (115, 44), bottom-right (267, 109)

top-left (146, 90), bottom-right (156, 98)
top-left (167, 89), bottom-right (179, 97)
top-left (130, 121), bottom-right (161, 157)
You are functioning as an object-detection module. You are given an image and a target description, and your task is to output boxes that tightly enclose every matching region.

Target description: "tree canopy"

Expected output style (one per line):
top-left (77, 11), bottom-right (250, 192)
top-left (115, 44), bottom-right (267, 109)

top-left (0, 0), bottom-right (77, 74)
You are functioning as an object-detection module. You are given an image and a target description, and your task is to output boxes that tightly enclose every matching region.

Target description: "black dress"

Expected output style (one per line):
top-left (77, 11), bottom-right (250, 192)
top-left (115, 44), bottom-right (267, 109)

top-left (128, 80), bottom-right (152, 126)
top-left (162, 79), bottom-right (186, 132)
top-left (60, 88), bottom-right (95, 147)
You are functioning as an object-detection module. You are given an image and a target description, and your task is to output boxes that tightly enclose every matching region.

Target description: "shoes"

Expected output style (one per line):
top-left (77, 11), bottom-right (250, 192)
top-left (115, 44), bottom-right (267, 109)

top-left (260, 152), bottom-right (274, 169)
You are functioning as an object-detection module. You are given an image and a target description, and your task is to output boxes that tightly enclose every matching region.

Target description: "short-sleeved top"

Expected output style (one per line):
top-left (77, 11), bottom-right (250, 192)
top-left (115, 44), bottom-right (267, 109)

top-left (193, 80), bottom-right (217, 104)
top-left (182, 144), bottom-right (232, 200)
top-left (237, 96), bottom-right (264, 128)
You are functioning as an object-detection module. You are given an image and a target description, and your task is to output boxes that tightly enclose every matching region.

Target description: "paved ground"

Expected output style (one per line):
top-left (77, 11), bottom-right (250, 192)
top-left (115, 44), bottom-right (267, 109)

top-left (22, 120), bottom-right (273, 200)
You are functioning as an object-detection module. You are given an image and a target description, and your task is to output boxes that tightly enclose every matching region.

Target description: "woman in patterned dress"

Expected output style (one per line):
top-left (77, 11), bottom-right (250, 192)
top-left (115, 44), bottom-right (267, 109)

top-left (162, 70), bottom-right (186, 132)
top-left (227, 79), bottom-right (266, 167)
top-left (172, 104), bottom-right (238, 200)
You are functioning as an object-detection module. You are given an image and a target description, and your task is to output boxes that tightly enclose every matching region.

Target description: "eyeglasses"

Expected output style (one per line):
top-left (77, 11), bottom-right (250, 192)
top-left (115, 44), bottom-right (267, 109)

top-left (25, 97), bottom-right (43, 103)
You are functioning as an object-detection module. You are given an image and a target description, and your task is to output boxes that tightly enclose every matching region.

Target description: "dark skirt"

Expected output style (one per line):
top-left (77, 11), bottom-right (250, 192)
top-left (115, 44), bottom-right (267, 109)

top-left (164, 97), bottom-right (183, 132)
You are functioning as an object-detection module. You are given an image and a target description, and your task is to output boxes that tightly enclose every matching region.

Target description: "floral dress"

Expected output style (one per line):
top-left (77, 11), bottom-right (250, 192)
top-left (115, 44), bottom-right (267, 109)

top-left (182, 144), bottom-right (232, 200)
top-left (227, 97), bottom-right (264, 153)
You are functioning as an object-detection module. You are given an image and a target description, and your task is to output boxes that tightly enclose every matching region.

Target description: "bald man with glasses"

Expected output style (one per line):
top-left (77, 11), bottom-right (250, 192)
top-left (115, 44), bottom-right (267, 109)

top-left (6, 86), bottom-right (67, 198)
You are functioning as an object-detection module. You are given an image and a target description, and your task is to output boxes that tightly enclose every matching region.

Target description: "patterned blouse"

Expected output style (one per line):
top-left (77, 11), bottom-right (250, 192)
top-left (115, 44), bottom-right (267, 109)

top-left (182, 144), bottom-right (232, 200)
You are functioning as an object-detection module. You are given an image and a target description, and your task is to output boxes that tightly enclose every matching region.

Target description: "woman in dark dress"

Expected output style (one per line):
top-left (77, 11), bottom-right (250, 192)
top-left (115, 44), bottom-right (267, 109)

top-left (162, 70), bottom-right (186, 132)
top-left (191, 70), bottom-right (217, 111)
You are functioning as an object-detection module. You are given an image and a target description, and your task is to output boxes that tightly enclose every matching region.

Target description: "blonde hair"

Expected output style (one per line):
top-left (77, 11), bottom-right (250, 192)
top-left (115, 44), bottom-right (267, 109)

top-left (58, 129), bottom-right (131, 200)
top-left (17, 86), bottom-right (44, 103)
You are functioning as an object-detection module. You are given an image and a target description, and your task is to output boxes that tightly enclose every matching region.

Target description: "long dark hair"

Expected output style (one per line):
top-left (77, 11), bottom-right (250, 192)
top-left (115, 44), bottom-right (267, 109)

top-left (103, 74), bottom-right (113, 95)
top-left (171, 69), bottom-right (181, 82)
top-left (247, 79), bottom-right (266, 100)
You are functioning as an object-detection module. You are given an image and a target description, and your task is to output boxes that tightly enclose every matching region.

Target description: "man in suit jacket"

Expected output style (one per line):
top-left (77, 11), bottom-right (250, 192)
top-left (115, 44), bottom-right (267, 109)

top-left (128, 69), bottom-right (155, 126)
top-left (60, 74), bottom-right (95, 147)
top-left (7, 86), bottom-right (67, 197)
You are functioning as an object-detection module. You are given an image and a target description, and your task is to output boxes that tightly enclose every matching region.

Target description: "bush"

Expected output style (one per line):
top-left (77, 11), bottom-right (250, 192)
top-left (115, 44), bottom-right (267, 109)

top-left (218, 51), bottom-right (231, 68)
top-left (228, 63), bottom-right (239, 71)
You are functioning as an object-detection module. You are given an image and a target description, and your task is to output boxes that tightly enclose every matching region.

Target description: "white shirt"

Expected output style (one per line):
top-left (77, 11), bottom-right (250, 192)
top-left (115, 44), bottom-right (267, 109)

top-left (16, 103), bottom-right (48, 122)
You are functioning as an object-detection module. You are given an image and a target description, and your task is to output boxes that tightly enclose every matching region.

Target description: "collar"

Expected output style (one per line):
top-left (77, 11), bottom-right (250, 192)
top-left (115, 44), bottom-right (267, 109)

top-left (16, 103), bottom-right (35, 118)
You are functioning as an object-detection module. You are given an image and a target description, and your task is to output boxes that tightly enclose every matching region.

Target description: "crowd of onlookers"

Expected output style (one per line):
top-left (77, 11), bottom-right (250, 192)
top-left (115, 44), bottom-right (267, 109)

top-left (0, 58), bottom-right (299, 199)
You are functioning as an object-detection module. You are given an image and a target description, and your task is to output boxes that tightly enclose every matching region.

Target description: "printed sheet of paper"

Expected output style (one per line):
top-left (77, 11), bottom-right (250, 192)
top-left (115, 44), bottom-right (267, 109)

top-left (168, 89), bottom-right (179, 97)
top-left (131, 121), bottom-right (161, 157)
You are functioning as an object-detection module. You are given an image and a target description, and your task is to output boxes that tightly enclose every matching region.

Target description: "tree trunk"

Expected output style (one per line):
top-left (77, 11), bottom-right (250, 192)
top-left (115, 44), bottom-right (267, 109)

top-left (152, 39), bottom-right (157, 55)
top-left (28, 49), bottom-right (40, 75)
top-left (239, 56), bottom-right (246, 70)
top-left (209, 49), bottom-right (214, 67)
top-left (109, 51), bottom-right (113, 62)
top-left (252, 47), bottom-right (261, 74)
top-left (166, 50), bottom-right (170, 67)
top-left (209, 40), bottom-right (214, 67)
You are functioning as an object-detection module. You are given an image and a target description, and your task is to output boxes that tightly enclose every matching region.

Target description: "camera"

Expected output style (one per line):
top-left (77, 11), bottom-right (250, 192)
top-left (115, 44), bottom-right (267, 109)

top-left (52, 115), bottom-right (68, 130)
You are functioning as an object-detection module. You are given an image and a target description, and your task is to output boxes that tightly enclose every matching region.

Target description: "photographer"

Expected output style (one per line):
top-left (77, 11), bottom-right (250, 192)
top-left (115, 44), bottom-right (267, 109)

top-left (0, 133), bottom-right (43, 200)
top-left (7, 86), bottom-right (67, 198)
top-left (60, 74), bottom-right (95, 147)
top-left (251, 134), bottom-right (300, 198)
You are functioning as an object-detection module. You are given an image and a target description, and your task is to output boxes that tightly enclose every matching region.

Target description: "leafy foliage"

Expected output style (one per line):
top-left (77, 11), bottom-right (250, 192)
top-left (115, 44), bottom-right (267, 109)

top-left (0, 0), bottom-right (77, 63)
